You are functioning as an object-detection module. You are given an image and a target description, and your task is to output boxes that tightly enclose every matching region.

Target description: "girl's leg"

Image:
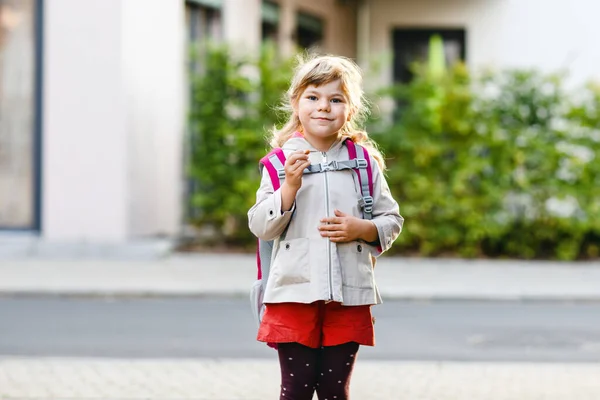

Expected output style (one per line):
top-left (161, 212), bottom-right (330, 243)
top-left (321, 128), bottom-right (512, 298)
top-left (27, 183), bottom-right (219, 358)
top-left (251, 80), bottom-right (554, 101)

top-left (277, 342), bottom-right (320, 400)
top-left (315, 341), bottom-right (360, 400)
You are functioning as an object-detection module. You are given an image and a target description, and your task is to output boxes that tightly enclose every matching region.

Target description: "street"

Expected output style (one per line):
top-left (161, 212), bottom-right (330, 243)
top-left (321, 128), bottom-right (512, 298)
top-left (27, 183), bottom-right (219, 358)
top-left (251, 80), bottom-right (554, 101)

top-left (1, 297), bottom-right (599, 362)
top-left (2, 296), bottom-right (600, 399)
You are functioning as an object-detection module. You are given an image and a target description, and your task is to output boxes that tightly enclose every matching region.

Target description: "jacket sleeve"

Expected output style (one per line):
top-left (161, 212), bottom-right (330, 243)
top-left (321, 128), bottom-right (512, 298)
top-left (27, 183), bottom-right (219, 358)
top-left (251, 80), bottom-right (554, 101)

top-left (368, 157), bottom-right (404, 256)
top-left (248, 167), bottom-right (296, 241)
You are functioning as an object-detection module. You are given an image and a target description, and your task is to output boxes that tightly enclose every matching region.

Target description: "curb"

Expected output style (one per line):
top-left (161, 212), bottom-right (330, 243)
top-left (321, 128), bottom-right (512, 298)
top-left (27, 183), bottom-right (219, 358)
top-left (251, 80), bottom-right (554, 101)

top-left (2, 289), bottom-right (600, 302)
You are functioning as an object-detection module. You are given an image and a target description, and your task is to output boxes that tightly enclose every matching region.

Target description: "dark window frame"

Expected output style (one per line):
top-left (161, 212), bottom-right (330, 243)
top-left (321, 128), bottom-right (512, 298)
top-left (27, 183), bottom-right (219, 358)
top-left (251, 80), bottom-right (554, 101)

top-left (261, 0), bottom-right (279, 42)
top-left (0, 0), bottom-right (43, 231)
top-left (33, 0), bottom-right (43, 232)
top-left (392, 27), bottom-right (467, 84)
top-left (296, 10), bottom-right (324, 50)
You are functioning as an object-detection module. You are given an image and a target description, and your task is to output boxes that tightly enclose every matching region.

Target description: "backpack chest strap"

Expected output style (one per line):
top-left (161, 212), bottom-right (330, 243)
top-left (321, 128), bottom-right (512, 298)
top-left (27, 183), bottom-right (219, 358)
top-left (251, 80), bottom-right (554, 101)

top-left (275, 158), bottom-right (368, 179)
top-left (262, 142), bottom-right (373, 220)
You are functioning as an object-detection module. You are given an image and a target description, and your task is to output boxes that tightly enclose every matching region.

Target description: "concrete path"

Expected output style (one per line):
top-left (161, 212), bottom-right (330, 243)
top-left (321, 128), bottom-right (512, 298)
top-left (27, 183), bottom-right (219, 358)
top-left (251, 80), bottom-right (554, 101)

top-left (1, 357), bottom-right (599, 399)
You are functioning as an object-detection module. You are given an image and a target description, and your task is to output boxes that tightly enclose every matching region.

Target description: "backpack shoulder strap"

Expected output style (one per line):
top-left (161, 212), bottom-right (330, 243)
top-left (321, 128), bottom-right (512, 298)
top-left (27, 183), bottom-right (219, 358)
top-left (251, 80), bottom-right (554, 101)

top-left (256, 148), bottom-right (287, 282)
top-left (256, 149), bottom-right (282, 283)
top-left (345, 138), bottom-right (374, 220)
top-left (259, 148), bottom-right (286, 191)
top-left (257, 238), bottom-right (273, 280)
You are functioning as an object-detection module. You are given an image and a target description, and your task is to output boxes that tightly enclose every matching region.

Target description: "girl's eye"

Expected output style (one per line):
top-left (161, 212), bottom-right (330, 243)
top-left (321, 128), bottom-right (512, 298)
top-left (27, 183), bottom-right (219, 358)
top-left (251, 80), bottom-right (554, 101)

top-left (331, 98), bottom-right (343, 103)
top-left (307, 95), bottom-right (317, 101)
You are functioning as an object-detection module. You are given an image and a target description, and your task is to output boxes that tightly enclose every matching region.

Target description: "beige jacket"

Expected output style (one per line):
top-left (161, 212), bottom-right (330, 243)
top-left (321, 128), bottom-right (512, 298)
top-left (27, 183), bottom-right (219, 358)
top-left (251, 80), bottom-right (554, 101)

top-left (248, 136), bottom-right (403, 306)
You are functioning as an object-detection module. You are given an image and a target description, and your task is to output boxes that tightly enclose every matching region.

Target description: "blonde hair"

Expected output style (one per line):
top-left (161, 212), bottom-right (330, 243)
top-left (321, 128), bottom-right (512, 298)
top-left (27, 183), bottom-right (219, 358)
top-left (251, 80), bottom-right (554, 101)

top-left (269, 54), bottom-right (386, 171)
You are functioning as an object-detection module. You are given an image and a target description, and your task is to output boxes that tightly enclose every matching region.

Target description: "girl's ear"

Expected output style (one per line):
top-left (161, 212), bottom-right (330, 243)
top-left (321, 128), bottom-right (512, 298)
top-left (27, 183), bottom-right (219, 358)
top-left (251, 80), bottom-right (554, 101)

top-left (347, 108), bottom-right (354, 122)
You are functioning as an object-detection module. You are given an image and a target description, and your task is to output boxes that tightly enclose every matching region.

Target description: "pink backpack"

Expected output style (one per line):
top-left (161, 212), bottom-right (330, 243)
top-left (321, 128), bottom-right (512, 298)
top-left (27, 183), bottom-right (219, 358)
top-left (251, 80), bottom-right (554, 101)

top-left (250, 139), bottom-right (375, 325)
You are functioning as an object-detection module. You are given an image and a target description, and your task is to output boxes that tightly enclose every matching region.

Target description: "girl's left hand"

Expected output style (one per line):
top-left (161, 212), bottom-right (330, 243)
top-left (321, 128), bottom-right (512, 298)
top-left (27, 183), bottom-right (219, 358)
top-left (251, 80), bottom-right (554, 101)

top-left (318, 209), bottom-right (377, 243)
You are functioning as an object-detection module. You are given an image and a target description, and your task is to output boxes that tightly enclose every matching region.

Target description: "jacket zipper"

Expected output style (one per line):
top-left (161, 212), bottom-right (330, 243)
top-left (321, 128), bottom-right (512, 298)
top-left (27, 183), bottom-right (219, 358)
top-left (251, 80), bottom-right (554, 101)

top-left (322, 151), bottom-right (334, 301)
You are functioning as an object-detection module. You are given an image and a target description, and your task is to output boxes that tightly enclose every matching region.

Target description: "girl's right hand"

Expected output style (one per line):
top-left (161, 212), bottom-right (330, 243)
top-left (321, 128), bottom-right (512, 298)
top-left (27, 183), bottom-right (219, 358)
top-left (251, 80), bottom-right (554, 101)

top-left (284, 150), bottom-right (311, 190)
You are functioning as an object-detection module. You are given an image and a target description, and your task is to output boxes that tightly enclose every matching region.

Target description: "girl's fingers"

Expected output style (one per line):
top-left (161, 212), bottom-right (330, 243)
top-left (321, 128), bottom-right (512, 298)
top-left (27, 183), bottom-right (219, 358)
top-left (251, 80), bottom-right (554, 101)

top-left (292, 160), bottom-right (310, 174)
top-left (321, 217), bottom-right (343, 224)
top-left (319, 223), bottom-right (342, 231)
top-left (300, 160), bottom-right (311, 170)
top-left (286, 158), bottom-right (306, 170)
top-left (287, 151), bottom-right (309, 166)
top-left (284, 152), bottom-right (310, 186)
top-left (295, 159), bottom-right (308, 169)
top-left (296, 159), bottom-right (310, 166)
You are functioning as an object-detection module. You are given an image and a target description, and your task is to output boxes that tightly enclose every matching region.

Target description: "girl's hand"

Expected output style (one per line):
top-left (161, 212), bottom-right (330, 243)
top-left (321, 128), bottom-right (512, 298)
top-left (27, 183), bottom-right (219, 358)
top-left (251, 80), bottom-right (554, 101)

top-left (318, 209), bottom-right (378, 243)
top-left (284, 150), bottom-right (311, 190)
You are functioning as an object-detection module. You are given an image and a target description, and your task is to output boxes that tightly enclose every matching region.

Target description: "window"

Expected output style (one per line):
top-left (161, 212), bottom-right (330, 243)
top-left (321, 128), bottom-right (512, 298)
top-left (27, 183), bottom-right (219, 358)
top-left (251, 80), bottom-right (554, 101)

top-left (186, 0), bottom-right (222, 45)
top-left (0, 0), bottom-right (38, 229)
top-left (296, 11), bottom-right (323, 50)
top-left (393, 28), bottom-right (466, 84)
top-left (261, 1), bottom-right (279, 43)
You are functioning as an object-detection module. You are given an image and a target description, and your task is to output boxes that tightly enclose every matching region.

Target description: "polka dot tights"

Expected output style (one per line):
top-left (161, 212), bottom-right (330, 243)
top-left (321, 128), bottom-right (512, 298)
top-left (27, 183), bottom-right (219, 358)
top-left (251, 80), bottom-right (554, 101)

top-left (277, 341), bottom-right (360, 400)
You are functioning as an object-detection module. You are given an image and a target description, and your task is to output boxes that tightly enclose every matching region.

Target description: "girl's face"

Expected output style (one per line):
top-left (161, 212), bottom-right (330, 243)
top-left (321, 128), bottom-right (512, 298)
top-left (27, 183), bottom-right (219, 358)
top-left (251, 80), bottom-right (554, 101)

top-left (294, 79), bottom-right (351, 152)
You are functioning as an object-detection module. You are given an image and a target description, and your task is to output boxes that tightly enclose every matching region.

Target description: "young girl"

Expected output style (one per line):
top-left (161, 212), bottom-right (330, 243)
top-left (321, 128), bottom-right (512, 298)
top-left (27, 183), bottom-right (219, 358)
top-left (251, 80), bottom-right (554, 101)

top-left (248, 54), bottom-right (403, 400)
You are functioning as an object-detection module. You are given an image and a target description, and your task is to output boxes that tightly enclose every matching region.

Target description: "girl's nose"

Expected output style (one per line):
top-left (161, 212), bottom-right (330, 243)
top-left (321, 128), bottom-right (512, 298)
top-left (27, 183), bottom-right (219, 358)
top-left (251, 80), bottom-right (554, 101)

top-left (317, 99), bottom-right (330, 112)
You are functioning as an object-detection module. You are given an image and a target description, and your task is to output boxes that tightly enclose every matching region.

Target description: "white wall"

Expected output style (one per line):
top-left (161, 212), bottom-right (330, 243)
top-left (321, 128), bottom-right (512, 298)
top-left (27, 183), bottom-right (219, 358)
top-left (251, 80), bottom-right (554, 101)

top-left (43, 0), bottom-right (128, 242)
top-left (223, 0), bottom-right (262, 53)
top-left (122, 0), bottom-right (186, 237)
top-left (43, 0), bottom-right (186, 244)
top-left (368, 0), bottom-right (600, 86)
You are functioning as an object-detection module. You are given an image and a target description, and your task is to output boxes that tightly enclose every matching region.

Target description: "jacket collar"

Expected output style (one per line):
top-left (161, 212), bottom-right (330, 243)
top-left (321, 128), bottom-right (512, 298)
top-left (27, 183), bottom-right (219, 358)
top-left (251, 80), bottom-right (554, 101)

top-left (283, 132), bottom-right (348, 154)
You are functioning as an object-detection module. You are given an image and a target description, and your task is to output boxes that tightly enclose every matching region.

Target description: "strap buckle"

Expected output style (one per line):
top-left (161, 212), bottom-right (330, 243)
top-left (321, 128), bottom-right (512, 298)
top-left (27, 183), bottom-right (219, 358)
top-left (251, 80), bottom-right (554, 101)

top-left (356, 159), bottom-right (368, 169)
top-left (358, 196), bottom-right (374, 213)
top-left (321, 160), bottom-right (339, 172)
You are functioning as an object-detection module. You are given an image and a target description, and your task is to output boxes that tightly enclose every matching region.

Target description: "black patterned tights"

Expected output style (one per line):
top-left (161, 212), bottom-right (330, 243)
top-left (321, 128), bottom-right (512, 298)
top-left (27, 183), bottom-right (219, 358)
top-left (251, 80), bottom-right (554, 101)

top-left (277, 342), bottom-right (360, 400)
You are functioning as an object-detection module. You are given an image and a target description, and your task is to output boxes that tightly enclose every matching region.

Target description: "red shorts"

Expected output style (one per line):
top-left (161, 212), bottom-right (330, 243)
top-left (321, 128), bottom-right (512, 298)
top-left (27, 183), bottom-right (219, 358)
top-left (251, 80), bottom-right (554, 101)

top-left (257, 301), bottom-right (375, 348)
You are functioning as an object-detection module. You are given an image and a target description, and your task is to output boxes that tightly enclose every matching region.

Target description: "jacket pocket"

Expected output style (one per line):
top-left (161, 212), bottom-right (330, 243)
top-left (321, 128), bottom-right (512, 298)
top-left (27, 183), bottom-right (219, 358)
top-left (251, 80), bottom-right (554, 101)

top-left (272, 238), bottom-right (311, 286)
top-left (338, 241), bottom-right (374, 289)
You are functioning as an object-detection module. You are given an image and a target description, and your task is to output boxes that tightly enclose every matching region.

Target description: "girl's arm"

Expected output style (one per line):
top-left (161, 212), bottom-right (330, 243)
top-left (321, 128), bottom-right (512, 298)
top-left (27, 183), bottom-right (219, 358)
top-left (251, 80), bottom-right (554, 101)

top-left (280, 181), bottom-right (299, 212)
top-left (247, 168), bottom-right (296, 241)
top-left (366, 158), bottom-right (404, 255)
top-left (249, 150), bottom-right (310, 240)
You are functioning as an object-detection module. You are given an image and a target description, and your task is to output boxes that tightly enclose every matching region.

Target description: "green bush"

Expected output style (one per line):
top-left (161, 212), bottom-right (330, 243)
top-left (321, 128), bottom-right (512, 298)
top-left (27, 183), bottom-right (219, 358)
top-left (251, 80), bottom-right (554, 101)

top-left (187, 45), bottom-right (600, 260)
top-left (187, 43), bottom-right (293, 246)
top-left (370, 64), bottom-right (600, 259)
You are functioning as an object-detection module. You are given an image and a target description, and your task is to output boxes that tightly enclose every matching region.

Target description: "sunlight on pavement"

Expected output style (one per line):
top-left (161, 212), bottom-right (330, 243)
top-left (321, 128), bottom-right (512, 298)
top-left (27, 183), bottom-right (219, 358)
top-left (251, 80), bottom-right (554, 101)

top-left (1, 357), bottom-right (599, 400)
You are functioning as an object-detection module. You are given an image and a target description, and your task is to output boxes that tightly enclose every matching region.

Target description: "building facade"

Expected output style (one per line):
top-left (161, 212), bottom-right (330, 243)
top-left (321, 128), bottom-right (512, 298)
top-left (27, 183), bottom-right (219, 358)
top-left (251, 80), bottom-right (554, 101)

top-left (1, 0), bottom-right (599, 255)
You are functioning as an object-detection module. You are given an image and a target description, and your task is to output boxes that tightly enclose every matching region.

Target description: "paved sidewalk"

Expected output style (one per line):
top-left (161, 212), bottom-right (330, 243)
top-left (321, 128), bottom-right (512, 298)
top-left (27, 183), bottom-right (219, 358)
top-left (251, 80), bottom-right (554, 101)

top-left (1, 252), bottom-right (600, 300)
top-left (1, 357), bottom-right (600, 399)
top-left (2, 253), bottom-right (600, 400)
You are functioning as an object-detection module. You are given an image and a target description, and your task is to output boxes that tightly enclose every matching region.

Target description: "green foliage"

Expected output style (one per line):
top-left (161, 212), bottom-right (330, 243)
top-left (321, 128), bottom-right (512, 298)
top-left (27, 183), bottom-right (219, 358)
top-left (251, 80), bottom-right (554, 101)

top-left (187, 43), bottom-right (600, 260)
top-left (369, 64), bottom-right (600, 260)
top-left (187, 42), bottom-right (293, 245)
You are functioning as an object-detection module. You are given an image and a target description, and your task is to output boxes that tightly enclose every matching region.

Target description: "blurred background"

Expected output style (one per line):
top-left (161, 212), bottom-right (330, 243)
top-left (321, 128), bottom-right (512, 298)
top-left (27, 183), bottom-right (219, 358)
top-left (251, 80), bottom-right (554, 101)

top-left (1, 1), bottom-right (600, 399)
top-left (1, 0), bottom-right (599, 259)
